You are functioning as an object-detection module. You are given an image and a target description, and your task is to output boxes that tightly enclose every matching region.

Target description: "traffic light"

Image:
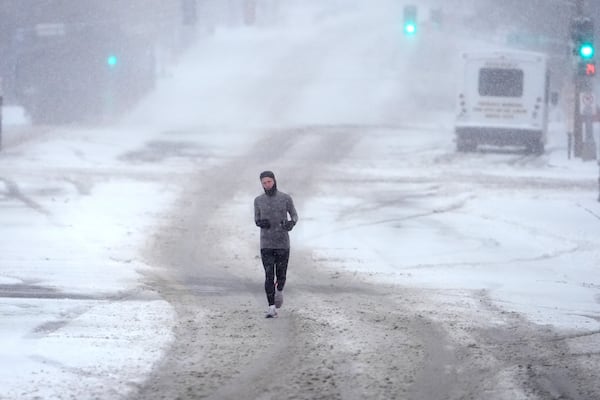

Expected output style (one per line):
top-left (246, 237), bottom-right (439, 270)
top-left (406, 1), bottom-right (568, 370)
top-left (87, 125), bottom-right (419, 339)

top-left (578, 61), bottom-right (596, 76)
top-left (403, 5), bottom-right (417, 35)
top-left (430, 9), bottom-right (443, 29)
top-left (579, 43), bottom-right (595, 59)
top-left (586, 62), bottom-right (596, 76)
top-left (181, 0), bottom-right (197, 26)
top-left (571, 18), bottom-right (595, 59)
top-left (106, 54), bottom-right (118, 68)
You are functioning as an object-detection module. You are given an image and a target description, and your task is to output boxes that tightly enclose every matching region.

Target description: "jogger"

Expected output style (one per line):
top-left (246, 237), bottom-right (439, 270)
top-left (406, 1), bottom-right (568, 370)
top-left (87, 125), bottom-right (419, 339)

top-left (254, 171), bottom-right (298, 318)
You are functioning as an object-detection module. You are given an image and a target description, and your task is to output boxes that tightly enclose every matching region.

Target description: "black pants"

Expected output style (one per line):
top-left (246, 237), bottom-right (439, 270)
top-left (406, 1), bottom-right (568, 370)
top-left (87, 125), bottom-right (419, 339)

top-left (261, 248), bottom-right (290, 306)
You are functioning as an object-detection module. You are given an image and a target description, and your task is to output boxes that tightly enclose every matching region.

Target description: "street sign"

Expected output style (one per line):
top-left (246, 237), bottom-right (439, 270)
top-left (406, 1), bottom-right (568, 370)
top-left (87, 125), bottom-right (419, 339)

top-left (580, 92), bottom-right (596, 116)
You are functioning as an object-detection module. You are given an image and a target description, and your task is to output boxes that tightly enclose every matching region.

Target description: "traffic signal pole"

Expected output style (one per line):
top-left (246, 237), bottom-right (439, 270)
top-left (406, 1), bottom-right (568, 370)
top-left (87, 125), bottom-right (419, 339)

top-left (573, 73), bottom-right (582, 157)
top-left (571, 1), bottom-right (583, 157)
top-left (569, 1), bottom-right (600, 201)
top-left (577, 71), bottom-right (597, 160)
top-left (0, 91), bottom-right (3, 152)
top-left (0, 79), bottom-right (3, 152)
top-left (570, 0), bottom-right (597, 160)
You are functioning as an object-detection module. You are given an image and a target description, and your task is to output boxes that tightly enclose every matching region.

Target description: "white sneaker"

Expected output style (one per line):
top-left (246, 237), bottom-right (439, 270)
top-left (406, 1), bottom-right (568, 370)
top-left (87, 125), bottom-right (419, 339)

top-left (274, 290), bottom-right (283, 309)
top-left (265, 305), bottom-right (278, 318)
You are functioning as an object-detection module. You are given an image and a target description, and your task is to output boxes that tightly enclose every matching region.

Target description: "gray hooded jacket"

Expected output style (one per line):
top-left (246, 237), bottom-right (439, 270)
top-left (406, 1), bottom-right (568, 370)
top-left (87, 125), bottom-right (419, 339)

top-left (254, 190), bottom-right (298, 249)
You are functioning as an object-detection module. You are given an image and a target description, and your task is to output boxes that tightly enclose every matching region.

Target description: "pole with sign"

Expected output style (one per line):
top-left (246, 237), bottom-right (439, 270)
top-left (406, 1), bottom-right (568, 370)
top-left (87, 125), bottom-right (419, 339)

top-left (580, 92), bottom-right (597, 160)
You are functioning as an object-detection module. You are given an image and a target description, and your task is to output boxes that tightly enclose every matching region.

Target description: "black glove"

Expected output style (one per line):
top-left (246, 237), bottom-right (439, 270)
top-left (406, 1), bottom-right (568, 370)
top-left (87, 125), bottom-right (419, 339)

top-left (256, 219), bottom-right (270, 229)
top-left (282, 220), bottom-right (296, 231)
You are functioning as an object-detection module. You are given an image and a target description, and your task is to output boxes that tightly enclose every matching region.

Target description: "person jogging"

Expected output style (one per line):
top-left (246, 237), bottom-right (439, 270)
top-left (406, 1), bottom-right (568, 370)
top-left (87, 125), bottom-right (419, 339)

top-left (254, 170), bottom-right (298, 318)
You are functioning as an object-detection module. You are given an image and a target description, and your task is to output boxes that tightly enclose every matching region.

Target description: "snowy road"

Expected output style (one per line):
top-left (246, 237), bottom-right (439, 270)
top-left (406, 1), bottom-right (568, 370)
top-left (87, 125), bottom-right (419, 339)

top-left (2, 120), bottom-right (598, 399)
top-left (131, 125), bottom-right (600, 400)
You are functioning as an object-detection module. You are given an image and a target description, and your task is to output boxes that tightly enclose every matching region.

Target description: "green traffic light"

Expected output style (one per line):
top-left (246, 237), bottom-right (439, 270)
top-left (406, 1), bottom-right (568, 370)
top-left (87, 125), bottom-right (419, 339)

top-left (579, 43), bottom-right (594, 59)
top-left (404, 23), bottom-right (416, 35)
top-left (107, 54), bottom-right (118, 67)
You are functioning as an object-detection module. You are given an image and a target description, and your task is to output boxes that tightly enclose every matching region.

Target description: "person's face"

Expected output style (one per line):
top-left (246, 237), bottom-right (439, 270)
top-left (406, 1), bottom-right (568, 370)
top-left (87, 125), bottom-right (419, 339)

top-left (261, 177), bottom-right (275, 190)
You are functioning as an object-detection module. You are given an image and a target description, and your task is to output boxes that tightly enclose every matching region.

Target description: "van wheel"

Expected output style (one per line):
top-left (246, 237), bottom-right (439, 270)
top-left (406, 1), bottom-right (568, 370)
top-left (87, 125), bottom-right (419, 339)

top-left (456, 138), bottom-right (477, 152)
top-left (527, 140), bottom-right (544, 155)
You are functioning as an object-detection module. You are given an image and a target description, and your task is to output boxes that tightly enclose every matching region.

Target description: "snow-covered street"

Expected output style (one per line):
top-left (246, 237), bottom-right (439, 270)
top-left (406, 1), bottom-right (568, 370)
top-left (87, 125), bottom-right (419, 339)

top-left (1, 1), bottom-right (600, 399)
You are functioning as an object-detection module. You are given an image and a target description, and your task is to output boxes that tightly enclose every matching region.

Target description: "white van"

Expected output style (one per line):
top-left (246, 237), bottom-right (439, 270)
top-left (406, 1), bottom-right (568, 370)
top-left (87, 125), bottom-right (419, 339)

top-left (454, 50), bottom-right (550, 154)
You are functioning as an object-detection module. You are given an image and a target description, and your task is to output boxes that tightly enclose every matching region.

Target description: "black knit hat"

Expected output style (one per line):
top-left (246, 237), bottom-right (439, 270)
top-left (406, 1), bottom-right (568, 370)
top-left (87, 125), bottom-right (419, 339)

top-left (259, 170), bottom-right (275, 180)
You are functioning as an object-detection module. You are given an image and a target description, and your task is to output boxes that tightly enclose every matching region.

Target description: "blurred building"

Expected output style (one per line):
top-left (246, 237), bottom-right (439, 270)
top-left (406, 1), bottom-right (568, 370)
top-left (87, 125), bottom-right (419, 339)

top-left (0, 0), bottom-right (185, 124)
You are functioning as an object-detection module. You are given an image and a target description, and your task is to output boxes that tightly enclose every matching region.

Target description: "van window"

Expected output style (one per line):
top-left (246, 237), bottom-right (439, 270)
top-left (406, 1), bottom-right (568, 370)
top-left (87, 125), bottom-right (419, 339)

top-left (478, 68), bottom-right (523, 97)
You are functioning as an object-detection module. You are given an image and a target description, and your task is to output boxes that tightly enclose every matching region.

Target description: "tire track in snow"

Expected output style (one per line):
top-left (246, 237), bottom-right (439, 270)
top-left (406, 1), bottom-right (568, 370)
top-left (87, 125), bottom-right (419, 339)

top-left (0, 176), bottom-right (50, 215)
